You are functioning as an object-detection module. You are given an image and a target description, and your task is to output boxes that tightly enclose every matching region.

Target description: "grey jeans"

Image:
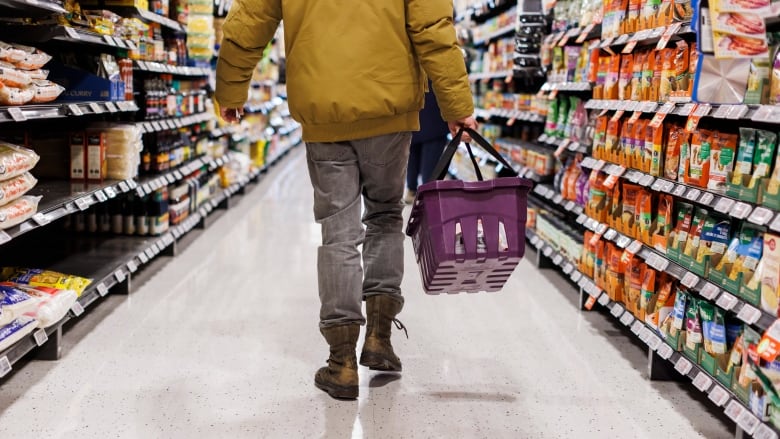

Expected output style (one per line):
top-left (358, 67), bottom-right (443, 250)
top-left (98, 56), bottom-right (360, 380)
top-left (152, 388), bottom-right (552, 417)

top-left (306, 132), bottom-right (411, 328)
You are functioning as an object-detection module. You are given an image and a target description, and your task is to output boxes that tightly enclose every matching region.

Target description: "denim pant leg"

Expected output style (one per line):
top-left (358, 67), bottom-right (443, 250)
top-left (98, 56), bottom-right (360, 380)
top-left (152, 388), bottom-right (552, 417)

top-left (354, 132), bottom-right (412, 305)
top-left (305, 142), bottom-right (366, 328)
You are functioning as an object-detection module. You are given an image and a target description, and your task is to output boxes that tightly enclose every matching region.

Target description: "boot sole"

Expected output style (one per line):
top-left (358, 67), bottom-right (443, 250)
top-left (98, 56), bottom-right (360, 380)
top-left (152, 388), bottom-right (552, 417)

top-left (314, 378), bottom-right (358, 400)
top-left (360, 351), bottom-right (402, 372)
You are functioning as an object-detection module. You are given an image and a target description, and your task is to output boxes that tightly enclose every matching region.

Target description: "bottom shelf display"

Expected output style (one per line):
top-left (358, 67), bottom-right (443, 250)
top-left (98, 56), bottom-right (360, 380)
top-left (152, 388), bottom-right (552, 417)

top-left (0, 140), bottom-right (301, 377)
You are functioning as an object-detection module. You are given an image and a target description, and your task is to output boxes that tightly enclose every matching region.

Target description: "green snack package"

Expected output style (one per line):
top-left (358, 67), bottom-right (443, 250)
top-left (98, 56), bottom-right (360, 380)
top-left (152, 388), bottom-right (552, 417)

top-left (696, 214), bottom-right (731, 266)
top-left (671, 202), bottom-right (694, 252)
top-left (700, 302), bottom-right (727, 355)
top-left (734, 128), bottom-right (757, 185)
top-left (749, 130), bottom-right (778, 189)
top-left (686, 297), bottom-right (702, 350)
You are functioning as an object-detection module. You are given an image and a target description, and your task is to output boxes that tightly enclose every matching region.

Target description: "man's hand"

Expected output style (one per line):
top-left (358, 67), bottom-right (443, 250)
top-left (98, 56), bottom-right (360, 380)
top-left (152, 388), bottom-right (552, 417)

top-left (220, 107), bottom-right (244, 124)
top-left (448, 116), bottom-right (478, 142)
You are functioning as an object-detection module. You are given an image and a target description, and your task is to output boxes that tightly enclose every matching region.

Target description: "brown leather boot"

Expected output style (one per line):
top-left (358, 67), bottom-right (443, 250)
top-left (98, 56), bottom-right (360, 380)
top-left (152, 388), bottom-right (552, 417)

top-left (315, 324), bottom-right (360, 399)
top-left (360, 295), bottom-right (407, 372)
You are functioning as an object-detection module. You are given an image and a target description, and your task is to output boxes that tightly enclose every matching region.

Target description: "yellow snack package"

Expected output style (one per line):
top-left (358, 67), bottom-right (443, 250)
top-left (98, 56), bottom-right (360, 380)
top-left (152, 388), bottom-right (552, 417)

top-left (1, 268), bottom-right (92, 297)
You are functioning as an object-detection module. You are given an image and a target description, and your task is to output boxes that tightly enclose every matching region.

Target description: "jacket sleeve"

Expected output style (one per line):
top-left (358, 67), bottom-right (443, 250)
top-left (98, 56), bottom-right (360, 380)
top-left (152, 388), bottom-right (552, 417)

top-left (215, 0), bottom-right (282, 108)
top-left (406, 0), bottom-right (474, 122)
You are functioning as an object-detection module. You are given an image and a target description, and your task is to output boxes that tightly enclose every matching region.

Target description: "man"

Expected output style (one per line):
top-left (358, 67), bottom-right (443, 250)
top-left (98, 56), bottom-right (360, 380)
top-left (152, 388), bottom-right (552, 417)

top-left (216, 0), bottom-right (477, 400)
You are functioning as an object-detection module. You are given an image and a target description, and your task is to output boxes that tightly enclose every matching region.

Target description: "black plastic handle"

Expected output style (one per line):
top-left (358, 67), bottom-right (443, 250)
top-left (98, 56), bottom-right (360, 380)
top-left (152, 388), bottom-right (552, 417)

top-left (427, 128), bottom-right (519, 182)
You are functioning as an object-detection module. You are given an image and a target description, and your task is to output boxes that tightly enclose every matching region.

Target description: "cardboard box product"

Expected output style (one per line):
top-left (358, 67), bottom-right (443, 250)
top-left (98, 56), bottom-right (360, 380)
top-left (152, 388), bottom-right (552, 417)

top-left (70, 133), bottom-right (86, 180)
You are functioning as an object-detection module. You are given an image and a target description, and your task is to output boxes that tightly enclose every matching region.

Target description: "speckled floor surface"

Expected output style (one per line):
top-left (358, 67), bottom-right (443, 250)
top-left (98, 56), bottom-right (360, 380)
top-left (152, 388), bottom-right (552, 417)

top-left (0, 148), bottom-right (733, 438)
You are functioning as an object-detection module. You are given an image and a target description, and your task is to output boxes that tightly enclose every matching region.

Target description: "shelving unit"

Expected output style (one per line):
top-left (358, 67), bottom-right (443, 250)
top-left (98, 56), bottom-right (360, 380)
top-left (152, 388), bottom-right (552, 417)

top-left (0, 101), bottom-right (139, 123)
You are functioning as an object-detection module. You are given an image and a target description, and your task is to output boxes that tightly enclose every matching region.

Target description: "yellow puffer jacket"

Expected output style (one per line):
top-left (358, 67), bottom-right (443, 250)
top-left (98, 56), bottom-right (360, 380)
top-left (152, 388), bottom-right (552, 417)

top-left (215, 0), bottom-right (473, 143)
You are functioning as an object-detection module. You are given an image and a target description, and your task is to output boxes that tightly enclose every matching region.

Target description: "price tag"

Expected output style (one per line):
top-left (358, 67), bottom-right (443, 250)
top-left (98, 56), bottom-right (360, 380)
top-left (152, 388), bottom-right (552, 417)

top-left (174, 170), bottom-right (184, 180)
top-left (713, 105), bottom-right (731, 119)
top-left (600, 36), bottom-right (615, 48)
top-left (643, 101), bottom-right (660, 112)
top-left (714, 197), bottom-right (736, 214)
top-left (145, 248), bottom-right (155, 260)
top-left (651, 179), bottom-right (665, 192)
top-left (674, 356), bottom-right (693, 375)
top-left (748, 207), bottom-right (774, 226)
top-left (32, 212), bottom-right (50, 226)
top-left (728, 104), bottom-right (749, 120)
top-left (114, 270), bottom-right (126, 283)
top-left (658, 102), bottom-right (676, 114)
top-left (571, 271), bottom-right (583, 282)
top-left (639, 327), bottom-right (652, 343)
top-left (94, 190), bottom-right (108, 203)
top-left (7, 107), bottom-right (25, 122)
top-left (622, 39), bottom-right (639, 53)
top-left (75, 196), bottom-right (91, 211)
top-left (530, 235), bottom-right (540, 246)
top-left (620, 312), bottom-right (635, 326)
top-left (616, 235), bottom-right (632, 248)
top-left (70, 302), bottom-right (85, 317)
top-left (678, 103), bottom-right (697, 116)
top-left (563, 263), bottom-right (574, 275)
top-left (737, 304), bottom-right (762, 325)
top-left (89, 102), bottom-right (102, 114)
top-left (681, 271), bottom-right (699, 288)
top-left (754, 424), bottom-right (779, 439)
top-left (650, 253), bottom-right (670, 271)
top-left (32, 328), bottom-right (48, 347)
top-left (554, 139), bottom-right (571, 158)
top-left (576, 213), bottom-right (587, 224)
top-left (631, 320), bottom-right (644, 334)
top-left (105, 102), bottom-right (118, 113)
top-left (611, 303), bottom-right (625, 317)
top-left (126, 261), bottom-right (138, 273)
top-left (731, 202), bottom-right (753, 220)
top-left (626, 239), bottom-right (644, 256)
top-left (152, 122), bottom-right (162, 131)
top-left (716, 292), bottom-right (738, 311)
top-left (673, 184), bottom-right (687, 197)
top-left (657, 343), bottom-right (674, 359)
top-left (68, 104), bottom-right (83, 116)
top-left (626, 170), bottom-right (642, 183)
top-left (725, 400), bottom-right (745, 421)
top-left (576, 23), bottom-right (596, 43)
top-left (662, 180), bottom-right (676, 193)
top-left (97, 283), bottom-right (109, 297)
top-left (152, 243), bottom-right (161, 254)
top-left (700, 282), bottom-right (721, 300)
top-left (543, 246), bottom-right (553, 257)
top-left (648, 334), bottom-right (663, 350)
top-left (693, 372), bottom-right (713, 392)
top-left (685, 188), bottom-right (701, 201)
top-left (598, 293), bottom-right (610, 306)
top-left (708, 385), bottom-right (730, 407)
top-left (604, 229), bottom-right (618, 241)
top-left (699, 192), bottom-right (715, 206)
top-left (0, 356), bottom-right (11, 378)
top-left (639, 174), bottom-right (655, 187)
top-left (166, 174), bottom-right (176, 184)
top-left (564, 200), bottom-right (576, 211)
top-left (552, 254), bottom-right (564, 266)
top-left (656, 23), bottom-right (682, 50)
top-left (118, 181), bottom-right (129, 193)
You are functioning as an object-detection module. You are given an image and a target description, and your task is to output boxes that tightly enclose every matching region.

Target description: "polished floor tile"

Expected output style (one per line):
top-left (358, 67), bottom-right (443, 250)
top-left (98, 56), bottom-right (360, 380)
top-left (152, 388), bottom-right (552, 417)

top-left (0, 148), bottom-right (732, 438)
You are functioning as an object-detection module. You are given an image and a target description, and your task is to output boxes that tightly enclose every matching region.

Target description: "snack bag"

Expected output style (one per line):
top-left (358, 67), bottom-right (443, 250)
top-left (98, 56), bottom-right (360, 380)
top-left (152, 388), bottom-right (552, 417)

top-left (749, 129), bottom-right (777, 190)
top-left (653, 194), bottom-right (674, 252)
top-left (670, 288), bottom-right (688, 337)
top-left (670, 202), bottom-right (694, 253)
top-left (631, 51), bottom-right (646, 101)
top-left (670, 42), bottom-right (690, 99)
top-left (0, 172), bottom-right (36, 205)
top-left (626, 258), bottom-right (646, 315)
top-left (634, 119), bottom-right (650, 172)
top-left (685, 297), bottom-right (703, 351)
top-left (685, 129), bottom-right (712, 187)
top-left (637, 189), bottom-right (654, 243)
top-left (605, 116), bottom-right (622, 161)
top-left (0, 196), bottom-right (40, 229)
top-left (648, 275), bottom-right (676, 329)
top-left (9, 44), bottom-right (52, 70)
top-left (700, 302), bottom-right (727, 355)
top-left (717, 224), bottom-right (763, 283)
top-left (734, 128), bottom-right (757, 186)
top-left (593, 115), bottom-right (609, 159)
top-left (0, 143), bottom-right (39, 182)
top-left (682, 208), bottom-right (708, 259)
top-left (759, 233), bottom-right (780, 316)
top-left (605, 55), bottom-right (621, 100)
top-left (708, 131), bottom-right (737, 193)
top-left (696, 214), bottom-right (731, 268)
top-left (622, 184), bottom-right (641, 232)
top-left (678, 130), bottom-right (691, 183)
top-left (663, 126), bottom-right (682, 180)
top-left (639, 267), bottom-right (657, 319)
top-left (1, 268), bottom-right (92, 297)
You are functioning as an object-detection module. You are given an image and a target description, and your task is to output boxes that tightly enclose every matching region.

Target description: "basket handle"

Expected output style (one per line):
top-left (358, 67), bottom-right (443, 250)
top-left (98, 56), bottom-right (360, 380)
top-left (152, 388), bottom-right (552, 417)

top-left (427, 128), bottom-right (518, 182)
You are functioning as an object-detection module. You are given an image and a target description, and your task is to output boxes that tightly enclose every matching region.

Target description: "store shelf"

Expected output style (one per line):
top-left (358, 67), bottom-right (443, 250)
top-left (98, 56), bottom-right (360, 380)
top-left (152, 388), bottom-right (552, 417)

top-left (475, 107), bottom-right (545, 123)
top-left (530, 183), bottom-right (585, 217)
top-left (456, 0), bottom-right (517, 22)
top-left (541, 81), bottom-right (592, 92)
top-left (137, 112), bottom-right (214, 134)
top-left (527, 224), bottom-right (780, 439)
top-left (598, 22), bottom-right (694, 49)
top-left (110, 6), bottom-right (184, 32)
top-left (468, 70), bottom-right (515, 81)
top-left (0, 100), bottom-right (138, 124)
top-left (133, 60), bottom-right (210, 77)
top-left (0, 25), bottom-right (138, 51)
top-left (0, 179), bottom-right (136, 247)
top-left (536, 134), bottom-right (590, 154)
top-left (245, 98), bottom-right (283, 115)
top-left (134, 154), bottom-right (228, 197)
top-left (0, 0), bottom-right (66, 13)
top-left (473, 23), bottom-right (515, 46)
top-left (584, 99), bottom-right (780, 122)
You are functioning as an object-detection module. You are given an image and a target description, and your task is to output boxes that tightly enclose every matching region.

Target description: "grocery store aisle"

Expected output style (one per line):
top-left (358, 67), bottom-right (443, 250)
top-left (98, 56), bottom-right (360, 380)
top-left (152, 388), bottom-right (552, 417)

top-left (0, 147), bottom-right (731, 438)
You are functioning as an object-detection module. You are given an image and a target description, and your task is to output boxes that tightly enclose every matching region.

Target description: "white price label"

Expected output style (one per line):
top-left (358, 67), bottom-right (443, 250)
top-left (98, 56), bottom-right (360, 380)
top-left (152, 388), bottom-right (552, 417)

top-left (737, 409), bottom-right (761, 435)
top-left (658, 102), bottom-right (676, 114)
top-left (713, 105), bottom-right (731, 119)
top-left (639, 327), bottom-right (652, 343)
top-left (105, 102), bottom-right (118, 113)
top-left (616, 236), bottom-right (631, 248)
top-left (94, 190), bottom-right (107, 203)
top-left (104, 187), bottom-right (116, 199)
top-left (708, 385), bottom-right (730, 407)
top-left (699, 192), bottom-right (715, 206)
top-left (700, 282), bottom-right (721, 300)
top-left (748, 207), bottom-right (774, 226)
top-left (725, 400), bottom-right (745, 421)
top-left (631, 320), bottom-right (643, 334)
top-left (770, 214), bottom-right (780, 233)
top-left (754, 424), bottom-right (779, 439)
top-left (552, 254), bottom-right (564, 266)
top-left (563, 263), bottom-right (574, 274)
top-left (97, 283), bottom-right (108, 297)
top-left (33, 328), bottom-right (48, 347)
top-left (728, 105), bottom-right (749, 120)
top-left (571, 271), bottom-right (582, 282)
top-left (0, 356), bottom-right (11, 378)
top-left (530, 236), bottom-right (540, 246)
top-left (611, 303), bottom-right (625, 317)
top-left (627, 240), bottom-right (644, 255)
top-left (89, 102), bottom-right (102, 113)
top-left (675, 357), bottom-right (693, 375)
top-left (694, 104), bottom-right (712, 117)
top-left (597, 293), bottom-right (610, 306)
top-left (681, 272), bottom-right (700, 288)
top-left (639, 175), bottom-right (655, 187)
top-left (678, 103), bottom-right (697, 116)
top-left (657, 343), bottom-right (674, 359)
top-left (138, 252), bottom-right (149, 264)
top-left (596, 223), bottom-right (609, 235)
top-left (145, 249), bottom-right (154, 260)
top-left (736, 304), bottom-right (761, 325)
top-left (75, 197), bottom-right (91, 211)
top-left (31, 213), bottom-right (50, 226)
top-left (714, 197), bottom-right (736, 213)
top-left (732, 202), bottom-right (753, 220)
top-left (716, 292), bottom-right (738, 310)
top-left (693, 372), bottom-right (713, 392)
top-left (620, 312), bottom-right (635, 326)
top-left (648, 334), bottom-right (662, 350)
top-left (643, 101), bottom-right (659, 112)
top-left (685, 188), bottom-right (701, 201)
top-left (126, 261), bottom-right (138, 273)
top-left (543, 246), bottom-right (554, 257)
top-left (604, 229), bottom-right (618, 241)
top-left (0, 231), bottom-right (10, 245)
top-left (114, 270), bottom-right (126, 283)
top-left (68, 104), bottom-right (83, 116)
top-left (673, 184), bottom-right (687, 197)
top-left (7, 107), bottom-right (25, 122)
top-left (70, 302), bottom-right (84, 317)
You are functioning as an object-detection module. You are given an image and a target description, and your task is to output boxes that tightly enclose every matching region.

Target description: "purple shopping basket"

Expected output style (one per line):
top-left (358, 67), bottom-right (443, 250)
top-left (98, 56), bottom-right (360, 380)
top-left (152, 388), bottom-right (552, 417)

top-left (405, 128), bottom-right (533, 294)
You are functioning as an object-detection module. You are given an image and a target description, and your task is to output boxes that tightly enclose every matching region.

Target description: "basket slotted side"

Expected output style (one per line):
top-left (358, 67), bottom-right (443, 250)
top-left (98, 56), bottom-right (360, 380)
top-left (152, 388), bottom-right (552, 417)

top-left (406, 177), bottom-right (532, 294)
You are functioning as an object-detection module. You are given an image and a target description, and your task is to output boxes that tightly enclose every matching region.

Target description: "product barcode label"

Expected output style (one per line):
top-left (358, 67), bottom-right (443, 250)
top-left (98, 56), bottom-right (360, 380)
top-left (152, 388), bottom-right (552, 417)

top-left (699, 192), bottom-right (715, 206)
top-left (620, 312), bottom-right (635, 326)
top-left (737, 410), bottom-right (760, 435)
top-left (681, 272), bottom-right (699, 288)
top-left (68, 104), bottom-right (83, 116)
top-left (0, 356), bottom-right (11, 378)
top-left (70, 302), bottom-right (84, 317)
top-left (571, 271), bottom-right (582, 282)
top-left (657, 344), bottom-right (674, 359)
top-left (737, 304), bottom-right (761, 325)
top-left (708, 385), bottom-right (730, 406)
top-left (725, 400), bottom-right (745, 421)
top-left (754, 424), bottom-right (779, 439)
top-left (732, 202), bottom-right (753, 219)
top-left (552, 254), bottom-right (564, 266)
top-left (33, 328), bottom-right (48, 347)
top-left (714, 197), bottom-right (735, 213)
top-left (114, 270), bottom-right (126, 283)
top-left (32, 213), bottom-right (50, 226)
top-left (97, 283), bottom-right (108, 297)
top-left (674, 357), bottom-right (693, 375)
top-left (693, 372), bottom-right (713, 392)
top-left (748, 207), bottom-right (774, 226)
top-left (716, 292), bottom-right (738, 310)
top-left (126, 261), bottom-right (138, 273)
top-left (145, 249), bottom-right (154, 260)
top-left (611, 303), bottom-right (625, 317)
top-left (700, 282), bottom-right (721, 300)
top-left (631, 320), bottom-right (644, 334)
top-left (597, 293), bottom-right (610, 306)
top-left (673, 184), bottom-right (687, 197)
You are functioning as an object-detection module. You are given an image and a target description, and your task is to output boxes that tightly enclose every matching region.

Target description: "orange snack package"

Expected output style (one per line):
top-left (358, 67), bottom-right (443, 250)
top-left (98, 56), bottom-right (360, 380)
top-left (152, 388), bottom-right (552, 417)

top-left (605, 55), bottom-right (621, 100)
top-left (659, 48), bottom-right (676, 102)
top-left (686, 129), bottom-right (713, 187)
top-left (619, 54), bottom-right (634, 101)
top-left (631, 51), bottom-right (646, 101)
top-left (670, 41), bottom-right (690, 100)
top-left (593, 115), bottom-right (609, 159)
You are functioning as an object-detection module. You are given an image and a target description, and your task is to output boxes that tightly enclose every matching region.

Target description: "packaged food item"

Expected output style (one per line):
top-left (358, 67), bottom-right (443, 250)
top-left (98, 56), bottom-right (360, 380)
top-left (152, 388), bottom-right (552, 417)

top-left (716, 224), bottom-right (764, 282)
top-left (670, 288), bottom-right (688, 336)
top-left (670, 202), bottom-right (694, 253)
top-left (0, 61), bottom-right (32, 88)
top-left (1, 268), bottom-right (92, 296)
top-left (713, 32), bottom-right (769, 58)
top-left (700, 301), bottom-right (727, 355)
top-left (635, 119), bottom-right (650, 172)
top-left (0, 82), bottom-right (35, 106)
top-left (653, 194), bottom-right (674, 252)
top-left (642, 49), bottom-right (656, 101)
top-left (696, 213), bottom-right (731, 268)
top-left (8, 44), bottom-right (52, 70)
top-left (545, 98), bottom-right (559, 136)
top-left (11, 284), bottom-right (78, 328)
top-left (0, 284), bottom-right (36, 326)
top-left (0, 143), bottom-right (40, 182)
top-left (678, 130), bottom-right (691, 183)
top-left (746, 57), bottom-right (771, 104)
top-left (0, 172), bottom-right (36, 205)
top-left (734, 128), bottom-right (757, 185)
top-left (639, 267), bottom-right (657, 316)
top-left (670, 41), bottom-right (690, 99)
top-left (622, 184), bottom-right (641, 231)
top-left (626, 258), bottom-right (645, 315)
top-left (749, 129), bottom-right (777, 189)
top-left (593, 115), bottom-right (609, 158)
top-left (663, 125), bottom-right (682, 180)
top-left (772, 48), bottom-right (780, 105)
top-left (0, 195), bottom-right (40, 229)
top-left (0, 316), bottom-right (37, 352)
top-left (606, 244), bottom-right (626, 301)
top-left (708, 131), bottom-right (737, 193)
top-left (619, 54), bottom-right (634, 101)
top-left (642, 0), bottom-right (662, 29)
top-left (685, 129), bottom-right (712, 187)
top-left (605, 116), bottom-right (622, 160)
top-left (659, 48), bottom-right (675, 101)
top-left (759, 233), bottom-right (780, 316)
top-left (29, 80), bottom-right (64, 104)
top-left (688, 43), bottom-right (699, 96)
top-left (683, 207), bottom-right (708, 259)
top-left (637, 189), bottom-right (654, 242)
top-left (605, 55), bottom-right (621, 100)
top-left (686, 297), bottom-right (703, 350)
top-left (631, 51), bottom-right (646, 101)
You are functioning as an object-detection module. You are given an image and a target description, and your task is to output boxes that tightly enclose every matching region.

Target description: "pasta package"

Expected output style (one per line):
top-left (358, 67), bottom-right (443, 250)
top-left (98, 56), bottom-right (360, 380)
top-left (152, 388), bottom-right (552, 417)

top-left (0, 143), bottom-right (40, 181)
top-left (0, 172), bottom-right (36, 205)
top-left (622, 184), bottom-right (641, 231)
top-left (0, 195), bottom-right (40, 229)
top-left (708, 131), bottom-right (737, 193)
top-left (1, 268), bottom-right (92, 297)
top-left (696, 214), bottom-right (731, 267)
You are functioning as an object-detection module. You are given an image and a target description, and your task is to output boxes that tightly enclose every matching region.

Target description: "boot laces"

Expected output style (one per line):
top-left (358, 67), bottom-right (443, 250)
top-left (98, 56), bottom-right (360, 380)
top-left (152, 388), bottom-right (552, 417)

top-left (393, 318), bottom-right (409, 339)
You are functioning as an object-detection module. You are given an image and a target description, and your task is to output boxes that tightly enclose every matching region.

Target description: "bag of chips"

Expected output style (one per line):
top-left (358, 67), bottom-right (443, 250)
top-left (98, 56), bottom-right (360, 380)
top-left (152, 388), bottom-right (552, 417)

top-left (1, 268), bottom-right (92, 297)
